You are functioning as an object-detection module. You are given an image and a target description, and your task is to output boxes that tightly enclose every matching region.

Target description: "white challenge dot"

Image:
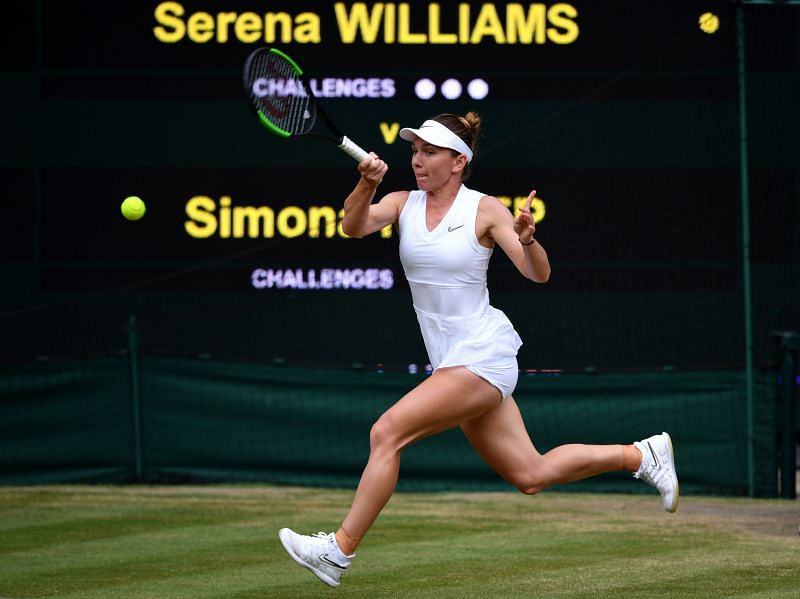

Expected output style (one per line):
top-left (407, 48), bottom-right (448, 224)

top-left (440, 79), bottom-right (462, 100)
top-left (467, 79), bottom-right (489, 100)
top-left (414, 78), bottom-right (436, 100)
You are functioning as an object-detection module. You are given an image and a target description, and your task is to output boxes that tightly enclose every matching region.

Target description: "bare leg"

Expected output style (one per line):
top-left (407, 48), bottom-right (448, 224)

top-left (335, 367), bottom-right (502, 554)
top-left (460, 396), bottom-right (642, 495)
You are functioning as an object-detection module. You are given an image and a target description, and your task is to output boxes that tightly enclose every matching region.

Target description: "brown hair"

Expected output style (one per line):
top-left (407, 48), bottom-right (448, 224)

top-left (432, 112), bottom-right (481, 180)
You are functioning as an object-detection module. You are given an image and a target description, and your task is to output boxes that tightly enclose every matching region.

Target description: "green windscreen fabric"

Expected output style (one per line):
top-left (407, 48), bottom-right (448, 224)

top-left (0, 358), bottom-right (134, 483)
top-left (0, 356), bottom-right (777, 497)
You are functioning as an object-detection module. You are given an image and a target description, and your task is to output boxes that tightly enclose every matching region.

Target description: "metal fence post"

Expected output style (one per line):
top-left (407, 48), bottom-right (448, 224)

top-left (128, 314), bottom-right (144, 482)
top-left (772, 330), bottom-right (799, 499)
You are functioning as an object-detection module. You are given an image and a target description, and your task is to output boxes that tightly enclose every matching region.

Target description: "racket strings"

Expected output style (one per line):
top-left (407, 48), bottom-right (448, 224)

top-left (248, 52), bottom-right (315, 136)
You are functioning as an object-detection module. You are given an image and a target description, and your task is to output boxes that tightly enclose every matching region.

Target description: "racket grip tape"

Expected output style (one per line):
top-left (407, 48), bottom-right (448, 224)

top-left (338, 136), bottom-right (370, 162)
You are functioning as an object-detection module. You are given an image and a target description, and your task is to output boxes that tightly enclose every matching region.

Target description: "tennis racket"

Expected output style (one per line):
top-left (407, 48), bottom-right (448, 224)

top-left (243, 47), bottom-right (369, 162)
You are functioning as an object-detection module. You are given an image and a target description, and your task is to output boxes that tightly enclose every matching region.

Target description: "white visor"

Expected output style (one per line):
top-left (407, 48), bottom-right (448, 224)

top-left (399, 120), bottom-right (473, 163)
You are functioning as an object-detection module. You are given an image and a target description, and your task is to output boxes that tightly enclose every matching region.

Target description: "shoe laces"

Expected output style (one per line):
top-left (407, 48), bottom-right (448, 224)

top-left (310, 532), bottom-right (338, 549)
top-left (634, 454), bottom-right (671, 492)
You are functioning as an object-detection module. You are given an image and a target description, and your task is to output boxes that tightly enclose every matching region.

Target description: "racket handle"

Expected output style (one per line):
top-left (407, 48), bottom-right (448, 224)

top-left (338, 136), bottom-right (369, 162)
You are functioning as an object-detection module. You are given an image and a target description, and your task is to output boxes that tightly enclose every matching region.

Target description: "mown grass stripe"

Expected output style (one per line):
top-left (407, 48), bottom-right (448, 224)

top-left (1, 486), bottom-right (797, 599)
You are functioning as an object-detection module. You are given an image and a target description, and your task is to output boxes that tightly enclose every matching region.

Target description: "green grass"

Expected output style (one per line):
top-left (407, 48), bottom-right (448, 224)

top-left (1, 485), bottom-right (798, 598)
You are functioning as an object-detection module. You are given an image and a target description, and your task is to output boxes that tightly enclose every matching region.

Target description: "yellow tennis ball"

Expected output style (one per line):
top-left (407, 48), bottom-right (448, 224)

top-left (121, 196), bottom-right (146, 221)
top-left (699, 12), bottom-right (719, 34)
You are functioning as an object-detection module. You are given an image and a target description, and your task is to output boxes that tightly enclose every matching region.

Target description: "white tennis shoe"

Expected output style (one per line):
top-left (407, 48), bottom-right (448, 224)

top-left (278, 528), bottom-right (353, 587)
top-left (633, 432), bottom-right (679, 513)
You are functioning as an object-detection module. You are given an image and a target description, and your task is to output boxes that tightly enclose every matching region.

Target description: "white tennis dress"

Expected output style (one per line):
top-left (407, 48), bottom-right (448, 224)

top-left (398, 184), bottom-right (523, 399)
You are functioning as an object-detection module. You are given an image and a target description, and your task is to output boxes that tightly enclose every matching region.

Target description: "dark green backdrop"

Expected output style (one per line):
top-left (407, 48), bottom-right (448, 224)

top-left (0, 354), bottom-right (778, 497)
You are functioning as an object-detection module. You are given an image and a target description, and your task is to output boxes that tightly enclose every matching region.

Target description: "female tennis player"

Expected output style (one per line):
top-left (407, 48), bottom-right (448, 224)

top-left (279, 112), bottom-right (678, 588)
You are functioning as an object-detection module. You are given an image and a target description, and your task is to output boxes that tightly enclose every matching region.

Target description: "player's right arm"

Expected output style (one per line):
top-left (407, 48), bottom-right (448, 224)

top-left (342, 153), bottom-right (405, 238)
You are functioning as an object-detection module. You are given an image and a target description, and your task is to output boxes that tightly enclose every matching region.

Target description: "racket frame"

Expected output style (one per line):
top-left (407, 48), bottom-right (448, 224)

top-left (245, 47), bottom-right (369, 162)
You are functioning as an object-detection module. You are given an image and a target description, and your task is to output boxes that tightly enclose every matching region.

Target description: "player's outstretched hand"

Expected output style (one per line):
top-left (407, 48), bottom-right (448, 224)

top-left (514, 189), bottom-right (537, 242)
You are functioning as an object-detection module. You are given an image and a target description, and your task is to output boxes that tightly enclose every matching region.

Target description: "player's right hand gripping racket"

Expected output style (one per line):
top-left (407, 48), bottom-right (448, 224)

top-left (243, 47), bottom-right (369, 162)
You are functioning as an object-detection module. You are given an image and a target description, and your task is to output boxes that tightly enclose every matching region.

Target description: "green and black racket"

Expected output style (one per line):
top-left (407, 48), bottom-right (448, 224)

top-left (243, 47), bottom-right (369, 162)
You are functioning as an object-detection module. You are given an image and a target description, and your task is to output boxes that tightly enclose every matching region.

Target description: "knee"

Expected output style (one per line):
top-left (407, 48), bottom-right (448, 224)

top-left (512, 472), bottom-right (548, 496)
top-left (517, 483), bottom-right (544, 496)
top-left (369, 414), bottom-right (402, 454)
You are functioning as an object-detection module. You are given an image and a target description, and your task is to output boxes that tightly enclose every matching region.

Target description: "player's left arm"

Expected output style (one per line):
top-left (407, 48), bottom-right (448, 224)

top-left (482, 190), bottom-right (551, 283)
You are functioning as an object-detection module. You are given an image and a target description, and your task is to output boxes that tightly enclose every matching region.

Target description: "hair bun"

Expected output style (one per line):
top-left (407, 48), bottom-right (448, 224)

top-left (463, 112), bottom-right (480, 128)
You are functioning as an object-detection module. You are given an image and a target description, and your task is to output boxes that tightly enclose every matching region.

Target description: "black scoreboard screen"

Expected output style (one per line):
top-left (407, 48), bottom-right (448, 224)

top-left (5, 0), bottom-right (756, 368)
top-left (9, 0), bottom-right (734, 288)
